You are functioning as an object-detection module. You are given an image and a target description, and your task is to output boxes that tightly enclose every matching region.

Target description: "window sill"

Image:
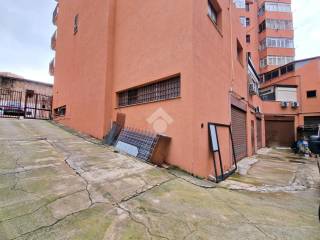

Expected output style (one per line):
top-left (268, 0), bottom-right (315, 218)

top-left (207, 15), bottom-right (223, 37)
top-left (115, 96), bottom-right (181, 109)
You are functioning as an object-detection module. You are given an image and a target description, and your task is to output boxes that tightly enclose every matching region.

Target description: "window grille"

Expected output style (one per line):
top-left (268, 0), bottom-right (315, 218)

top-left (118, 76), bottom-right (180, 107)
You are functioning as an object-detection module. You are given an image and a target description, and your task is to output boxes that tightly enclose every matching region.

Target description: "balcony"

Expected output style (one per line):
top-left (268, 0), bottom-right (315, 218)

top-left (51, 31), bottom-right (57, 50)
top-left (52, 4), bottom-right (59, 25)
top-left (49, 59), bottom-right (55, 76)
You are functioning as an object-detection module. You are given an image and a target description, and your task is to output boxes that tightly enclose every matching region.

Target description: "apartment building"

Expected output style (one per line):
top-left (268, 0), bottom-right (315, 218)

top-left (259, 57), bottom-right (320, 146)
top-left (51, 0), bottom-right (267, 179)
top-left (236, 0), bottom-right (295, 73)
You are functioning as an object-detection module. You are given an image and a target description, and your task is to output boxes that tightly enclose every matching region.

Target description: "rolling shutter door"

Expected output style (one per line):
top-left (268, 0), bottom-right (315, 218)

top-left (265, 119), bottom-right (294, 147)
top-left (257, 118), bottom-right (262, 149)
top-left (231, 107), bottom-right (247, 161)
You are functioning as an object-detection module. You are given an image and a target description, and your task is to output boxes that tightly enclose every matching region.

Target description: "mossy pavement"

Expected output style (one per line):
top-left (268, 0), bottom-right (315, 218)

top-left (0, 119), bottom-right (319, 239)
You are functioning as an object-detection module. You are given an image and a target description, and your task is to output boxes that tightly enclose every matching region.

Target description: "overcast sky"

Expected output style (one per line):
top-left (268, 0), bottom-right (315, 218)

top-left (0, 0), bottom-right (319, 84)
top-left (0, 1), bottom-right (56, 83)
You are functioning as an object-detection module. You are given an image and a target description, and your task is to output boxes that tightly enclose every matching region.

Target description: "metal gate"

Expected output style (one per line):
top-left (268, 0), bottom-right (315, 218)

top-left (24, 90), bottom-right (52, 120)
top-left (0, 88), bottom-right (24, 118)
top-left (231, 107), bottom-right (247, 161)
top-left (0, 88), bottom-right (52, 120)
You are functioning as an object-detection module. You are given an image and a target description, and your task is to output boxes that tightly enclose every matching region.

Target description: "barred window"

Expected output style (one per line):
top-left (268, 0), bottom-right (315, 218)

top-left (54, 105), bottom-right (66, 117)
top-left (118, 76), bottom-right (181, 107)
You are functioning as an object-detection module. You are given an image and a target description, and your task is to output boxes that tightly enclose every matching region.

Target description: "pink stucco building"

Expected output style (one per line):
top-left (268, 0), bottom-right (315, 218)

top-left (50, 0), bottom-right (319, 180)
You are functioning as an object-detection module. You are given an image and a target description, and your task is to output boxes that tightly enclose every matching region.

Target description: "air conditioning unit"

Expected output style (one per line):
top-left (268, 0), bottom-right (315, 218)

top-left (291, 101), bottom-right (299, 108)
top-left (280, 101), bottom-right (288, 108)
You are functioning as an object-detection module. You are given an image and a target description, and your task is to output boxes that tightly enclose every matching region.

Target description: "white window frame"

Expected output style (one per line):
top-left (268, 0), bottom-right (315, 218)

top-left (233, 0), bottom-right (245, 8)
top-left (265, 2), bottom-right (291, 12)
top-left (240, 16), bottom-right (246, 27)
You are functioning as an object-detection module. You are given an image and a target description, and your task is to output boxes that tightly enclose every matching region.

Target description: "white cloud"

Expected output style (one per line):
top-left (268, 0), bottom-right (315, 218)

top-left (292, 0), bottom-right (320, 60)
top-left (0, 1), bottom-right (56, 84)
top-left (15, 68), bottom-right (53, 84)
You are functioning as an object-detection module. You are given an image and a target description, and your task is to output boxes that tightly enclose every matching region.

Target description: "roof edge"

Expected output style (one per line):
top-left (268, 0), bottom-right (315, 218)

top-left (0, 75), bottom-right (53, 87)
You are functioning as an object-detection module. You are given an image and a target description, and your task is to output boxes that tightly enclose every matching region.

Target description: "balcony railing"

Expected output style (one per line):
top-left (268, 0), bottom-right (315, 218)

top-left (51, 31), bottom-right (57, 50)
top-left (52, 4), bottom-right (59, 25)
top-left (49, 59), bottom-right (55, 76)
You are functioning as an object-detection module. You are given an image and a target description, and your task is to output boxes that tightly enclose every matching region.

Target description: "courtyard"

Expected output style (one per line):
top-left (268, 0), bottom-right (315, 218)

top-left (0, 119), bottom-right (319, 240)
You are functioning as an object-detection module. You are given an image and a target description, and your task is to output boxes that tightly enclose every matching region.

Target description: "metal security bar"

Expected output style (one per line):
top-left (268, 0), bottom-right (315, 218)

top-left (0, 88), bottom-right (23, 118)
top-left (0, 88), bottom-right (52, 120)
top-left (24, 91), bottom-right (52, 120)
top-left (118, 76), bottom-right (180, 107)
top-left (116, 127), bottom-right (159, 161)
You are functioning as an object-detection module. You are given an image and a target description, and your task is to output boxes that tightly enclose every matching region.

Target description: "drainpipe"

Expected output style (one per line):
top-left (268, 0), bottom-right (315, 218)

top-left (229, 0), bottom-right (235, 93)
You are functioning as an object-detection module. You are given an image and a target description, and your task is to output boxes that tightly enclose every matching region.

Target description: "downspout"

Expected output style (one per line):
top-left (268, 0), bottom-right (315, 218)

top-left (103, 0), bottom-right (117, 138)
top-left (229, 0), bottom-right (235, 93)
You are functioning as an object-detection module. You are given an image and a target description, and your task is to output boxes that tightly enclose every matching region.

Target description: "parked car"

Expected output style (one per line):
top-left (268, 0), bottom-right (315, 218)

top-left (2, 105), bottom-right (24, 116)
top-left (297, 125), bottom-right (320, 154)
top-left (309, 135), bottom-right (320, 154)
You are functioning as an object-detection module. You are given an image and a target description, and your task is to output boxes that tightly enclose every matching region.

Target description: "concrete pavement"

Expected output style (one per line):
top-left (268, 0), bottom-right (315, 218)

top-left (0, 119), bottom-right (319, 239)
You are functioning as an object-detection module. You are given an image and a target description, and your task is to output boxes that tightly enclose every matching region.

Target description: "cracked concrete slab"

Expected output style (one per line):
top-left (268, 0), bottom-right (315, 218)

top-left (0, 119), bottom-right (319, 240)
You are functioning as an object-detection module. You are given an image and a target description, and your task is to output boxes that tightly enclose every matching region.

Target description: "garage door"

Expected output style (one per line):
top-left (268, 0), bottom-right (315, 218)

top-left (304, 116), bottom-right (320, 127)
top-left (231, 107), bottom-right (247, 161)
top-left (265, 119), bottom-right (294, 147)
top-left (256, 118), bottom-right (262, 149)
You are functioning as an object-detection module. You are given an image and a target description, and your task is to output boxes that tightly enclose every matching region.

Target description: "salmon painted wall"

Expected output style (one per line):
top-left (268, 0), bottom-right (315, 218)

top-left (191, 1), bottom-right (264, 177)
top-left (53, 0), bottom-right (114, 139)
top-left (111, 0), bottom-right (196, 175)
top-left (192, 0), bottom-right (241, 177)
top-left (296, 59), bottom-right (320, 119)
top-left (261, 58), bottom-right (320, 139)
top-left (243, 1), bottom-right (260, 70)
top-left (53, 0), bottom-right (265, 179)
top-left (111, 0), bottom-right (254, 178)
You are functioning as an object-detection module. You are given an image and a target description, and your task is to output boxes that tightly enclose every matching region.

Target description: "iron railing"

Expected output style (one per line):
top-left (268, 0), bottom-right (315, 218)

top-left (0, 89), bottom-right (23, 118)
top-left (0, 88), bottom-right (52, 120)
